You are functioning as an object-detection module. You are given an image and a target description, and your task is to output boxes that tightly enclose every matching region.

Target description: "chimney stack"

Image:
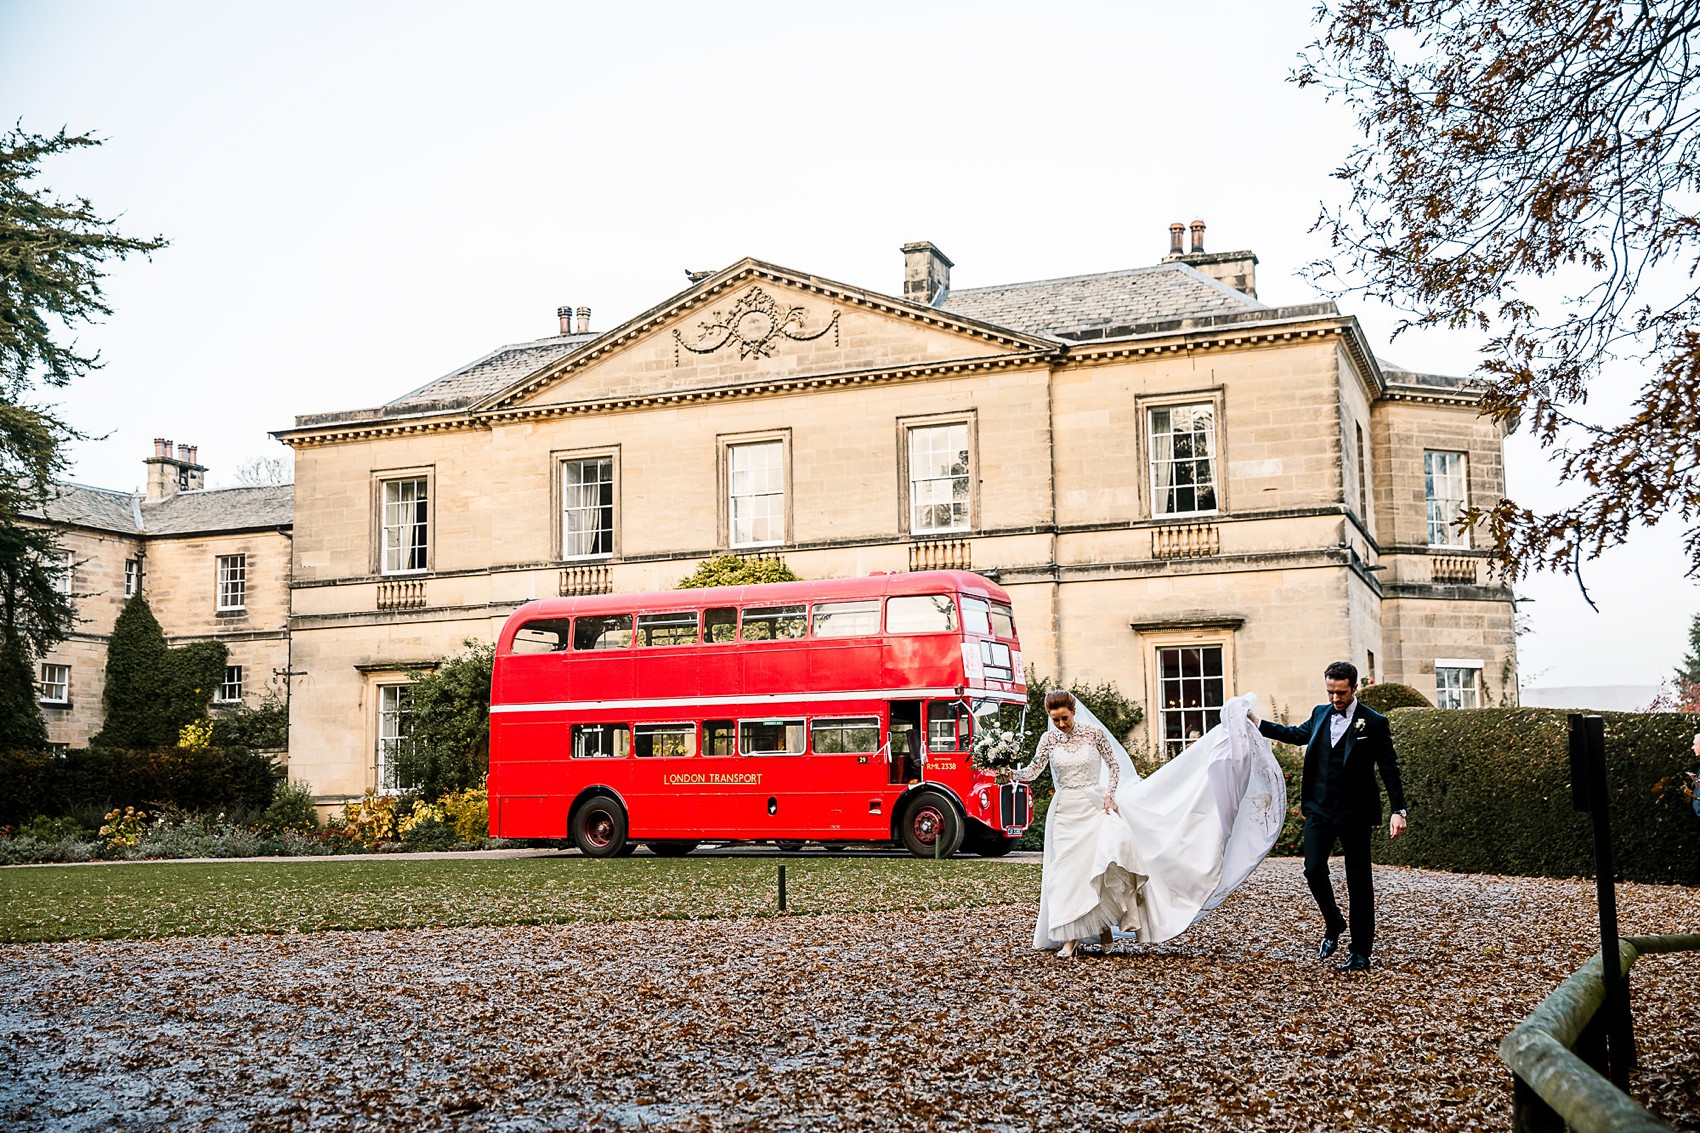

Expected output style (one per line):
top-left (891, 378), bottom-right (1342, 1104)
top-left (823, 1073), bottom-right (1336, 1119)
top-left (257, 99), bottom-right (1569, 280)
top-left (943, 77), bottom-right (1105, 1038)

top-left (1160, 218), bottom-right (1258, 299)
top-left (901, 241), bottom-right (953, 306)
top-left (144, 438), bottom-right (207, 500)
top-left (575, 307), bottom-right (591, 335)
top-left (558, 306), bottom-right (573, 336)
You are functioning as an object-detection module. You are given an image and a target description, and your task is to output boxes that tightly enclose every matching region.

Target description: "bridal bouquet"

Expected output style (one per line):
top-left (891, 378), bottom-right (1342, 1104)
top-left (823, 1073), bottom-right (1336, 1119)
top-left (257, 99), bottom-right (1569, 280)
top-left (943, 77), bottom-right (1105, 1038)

top-left (971, 718), bottom-right (1026, 774)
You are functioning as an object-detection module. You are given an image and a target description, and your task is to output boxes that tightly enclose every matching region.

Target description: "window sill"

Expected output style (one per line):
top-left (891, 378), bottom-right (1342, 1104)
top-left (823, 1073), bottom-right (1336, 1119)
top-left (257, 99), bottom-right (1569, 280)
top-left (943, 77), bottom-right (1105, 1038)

top-left (38, 700), bottom-right (70, 709)
top-left (215, 608), bottom-right (248, 617)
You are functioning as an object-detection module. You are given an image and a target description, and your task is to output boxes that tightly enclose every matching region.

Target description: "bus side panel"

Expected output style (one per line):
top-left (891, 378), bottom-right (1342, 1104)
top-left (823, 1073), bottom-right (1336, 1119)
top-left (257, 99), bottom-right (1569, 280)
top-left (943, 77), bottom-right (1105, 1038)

top-left (497, 793), bottom-right (569, 839)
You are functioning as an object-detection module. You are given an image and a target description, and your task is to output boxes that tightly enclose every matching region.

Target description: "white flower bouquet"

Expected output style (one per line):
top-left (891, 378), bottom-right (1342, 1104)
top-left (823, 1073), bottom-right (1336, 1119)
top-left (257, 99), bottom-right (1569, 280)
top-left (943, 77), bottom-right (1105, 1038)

top-left (971, 717), bottom-right (1027, 774)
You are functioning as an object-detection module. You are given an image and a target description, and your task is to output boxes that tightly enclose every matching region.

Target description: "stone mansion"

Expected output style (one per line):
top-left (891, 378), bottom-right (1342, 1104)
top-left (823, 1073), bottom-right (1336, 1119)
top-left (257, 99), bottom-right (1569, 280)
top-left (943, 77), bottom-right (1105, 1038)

top-left (30, 224), bottom-right (1516, 804)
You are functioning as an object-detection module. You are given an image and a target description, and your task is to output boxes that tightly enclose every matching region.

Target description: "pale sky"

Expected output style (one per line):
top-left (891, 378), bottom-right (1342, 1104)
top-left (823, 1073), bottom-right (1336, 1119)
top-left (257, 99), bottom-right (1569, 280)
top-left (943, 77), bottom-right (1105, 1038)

top-left (3, 0), bottom-right (1695, 692)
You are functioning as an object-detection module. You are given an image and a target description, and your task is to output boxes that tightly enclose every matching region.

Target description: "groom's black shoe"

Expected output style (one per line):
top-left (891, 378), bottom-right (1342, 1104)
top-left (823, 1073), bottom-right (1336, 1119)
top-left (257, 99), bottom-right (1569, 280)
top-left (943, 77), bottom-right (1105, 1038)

top-left (1337, 952), bottom-right (1371, 972)
top-left (1317, 929), bottom-right (1343, 961)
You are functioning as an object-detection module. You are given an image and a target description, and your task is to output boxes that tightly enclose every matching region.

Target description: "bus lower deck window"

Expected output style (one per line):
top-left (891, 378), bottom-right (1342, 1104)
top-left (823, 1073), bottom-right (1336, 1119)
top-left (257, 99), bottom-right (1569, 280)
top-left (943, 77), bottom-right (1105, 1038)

top-left (741, 719), bottom-right (804, 755)
top-left (634, 723), bottom-right (697, 757)
top-left (572, 723), bottom-right (630, 758)
top-left (811, 717), bottom-right (881, 754)
top-left (704, 720), bottom-right (736, 755)
top-left (927, 702), bottom-right (969, 751)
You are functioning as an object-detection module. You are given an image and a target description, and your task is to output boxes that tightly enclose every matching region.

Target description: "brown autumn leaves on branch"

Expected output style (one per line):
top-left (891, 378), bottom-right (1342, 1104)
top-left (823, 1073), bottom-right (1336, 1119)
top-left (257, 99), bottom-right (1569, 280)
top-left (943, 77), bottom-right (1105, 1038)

top-left (1298, 1), bottom-right (1700, 577)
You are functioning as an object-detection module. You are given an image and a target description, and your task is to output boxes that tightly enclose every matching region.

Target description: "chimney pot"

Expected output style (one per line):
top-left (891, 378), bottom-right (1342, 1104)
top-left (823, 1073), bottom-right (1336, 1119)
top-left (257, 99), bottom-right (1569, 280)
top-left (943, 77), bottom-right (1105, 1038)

top-left (1169, 223), bottom-right (1185, 256)
top-left (558, 305), bottom-right (573, 336)
top-left (575, 307), bottom-right (591, 335)
top-left (1190, 219), bottom-right (1206, 254)
top-left (901, 241), bottom-right (954, 306)
top-left (153, 437), bottom-right (169, 458)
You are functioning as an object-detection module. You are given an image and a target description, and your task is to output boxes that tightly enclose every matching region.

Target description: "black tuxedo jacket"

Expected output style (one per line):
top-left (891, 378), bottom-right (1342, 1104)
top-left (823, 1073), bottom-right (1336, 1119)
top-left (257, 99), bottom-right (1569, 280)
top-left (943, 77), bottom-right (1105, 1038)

top-left (1258, 702), bottom-right (1407, 826)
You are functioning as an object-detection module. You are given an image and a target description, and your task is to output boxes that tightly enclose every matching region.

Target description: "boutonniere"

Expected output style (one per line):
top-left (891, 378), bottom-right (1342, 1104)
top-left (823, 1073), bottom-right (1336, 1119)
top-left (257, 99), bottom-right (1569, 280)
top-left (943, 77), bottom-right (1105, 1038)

top-left (1353, 718), bottom-right (1367, 734)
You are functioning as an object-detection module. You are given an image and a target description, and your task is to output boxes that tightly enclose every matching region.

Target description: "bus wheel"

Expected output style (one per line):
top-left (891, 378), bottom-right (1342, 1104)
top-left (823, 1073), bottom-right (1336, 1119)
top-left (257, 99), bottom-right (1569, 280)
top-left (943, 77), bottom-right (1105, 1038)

top-left (774, 840), bottom-right (805, 853)
top-left (570, 798), bottom-right (629, 858)
top-left (820, 843), bottom-right (848, 853)
top-left (900, 791), bottom-right (964, 859)
top-left (646, 840), bottom-right (699, 857)
top-left (975, 833), bottom-right (1019, 857)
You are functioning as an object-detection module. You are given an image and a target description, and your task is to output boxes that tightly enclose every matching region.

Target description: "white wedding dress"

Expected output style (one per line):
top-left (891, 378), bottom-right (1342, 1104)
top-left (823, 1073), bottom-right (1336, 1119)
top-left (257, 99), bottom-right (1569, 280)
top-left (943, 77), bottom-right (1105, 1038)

top-left (1013, 694), bottom-right (1285, 949)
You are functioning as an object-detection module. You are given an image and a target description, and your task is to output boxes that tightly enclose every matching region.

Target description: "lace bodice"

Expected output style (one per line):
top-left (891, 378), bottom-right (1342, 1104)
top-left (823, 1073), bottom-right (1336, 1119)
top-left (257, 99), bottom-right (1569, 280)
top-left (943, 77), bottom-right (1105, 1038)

top-left (1013, 725), bottom-right (1118, 795)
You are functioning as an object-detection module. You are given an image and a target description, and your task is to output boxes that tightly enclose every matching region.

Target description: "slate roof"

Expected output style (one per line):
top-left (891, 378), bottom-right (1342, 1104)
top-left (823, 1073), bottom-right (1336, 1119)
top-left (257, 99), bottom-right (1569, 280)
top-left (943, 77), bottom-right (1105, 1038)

top-left (938, 261), bottom-right (1265, 339)
top-left (25, 482), bottom-right (293, 536)
top-left (380, 332), bottom-right (598, 414)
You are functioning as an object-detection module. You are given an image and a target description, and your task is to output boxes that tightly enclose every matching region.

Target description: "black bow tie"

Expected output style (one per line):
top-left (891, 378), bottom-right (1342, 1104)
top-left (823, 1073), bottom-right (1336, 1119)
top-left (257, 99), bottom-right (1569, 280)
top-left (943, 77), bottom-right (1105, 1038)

top-left (1332, 709), bottom-right (1350, 718)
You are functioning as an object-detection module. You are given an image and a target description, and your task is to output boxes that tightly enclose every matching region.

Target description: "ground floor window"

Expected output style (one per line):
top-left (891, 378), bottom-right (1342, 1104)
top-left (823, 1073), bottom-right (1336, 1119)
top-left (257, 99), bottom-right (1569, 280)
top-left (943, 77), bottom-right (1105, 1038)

top-left (217, 665), bottom-right (244, 703)
top-left (1157, 645), bottom-right (1225, 758)
top-left (376, 684), bottom-right (414, 790)
top-left (1435, 663), bottom-right (1482, 709)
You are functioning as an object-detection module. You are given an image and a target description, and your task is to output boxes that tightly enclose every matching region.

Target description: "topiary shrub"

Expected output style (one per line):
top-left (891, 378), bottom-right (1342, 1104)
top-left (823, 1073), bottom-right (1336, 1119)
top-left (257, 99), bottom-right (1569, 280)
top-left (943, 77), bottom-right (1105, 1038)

top-left (676, 555), bottom-right (800, 589)
top-left (0, 744), bottom-right (281, 825)
top-left (1377, 708), bottom-right (1698, 884)
top-left (1357, 682), bottom-right (1433, 712)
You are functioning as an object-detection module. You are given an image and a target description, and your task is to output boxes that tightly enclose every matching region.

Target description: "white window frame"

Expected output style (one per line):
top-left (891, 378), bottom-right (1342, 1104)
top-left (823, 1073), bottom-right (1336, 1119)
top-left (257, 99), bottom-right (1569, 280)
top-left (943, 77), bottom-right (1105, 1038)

top-left (217, 665), bottom-right (244, 704)
top-left (216, 554), bottom-right (247, 612)
top-left (379, 474), bottom-right (431, 575)
top-left (559, 454), bottom-right (616, 561)
top-left (124, 558), bottom-right (140, 598)
top-left (1155, 643), bottom-right (1227, 758)
top-left (376, 683), bottom-right (414, 791)
top-left (51, 550), bottom-right (74, 595)
top-left (37, 663), bottom-right (70, 705)
top-left (1424, 450), bottom-right (1470, 549)
top-left (726, 439), bottom-right (786, 549)
top-left (907, 420), bottom-right (972, 535)
top-left (1434, 658), bottom-right (1483, 709)
top-left (1147, 402), bottom-right (1221, 518)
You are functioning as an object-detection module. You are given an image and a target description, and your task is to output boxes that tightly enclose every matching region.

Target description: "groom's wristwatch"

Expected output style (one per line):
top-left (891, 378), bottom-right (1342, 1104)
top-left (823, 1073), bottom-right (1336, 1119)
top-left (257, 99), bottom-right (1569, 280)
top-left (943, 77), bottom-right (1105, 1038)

top-left (1394, 809), bottom-right (1408, 819)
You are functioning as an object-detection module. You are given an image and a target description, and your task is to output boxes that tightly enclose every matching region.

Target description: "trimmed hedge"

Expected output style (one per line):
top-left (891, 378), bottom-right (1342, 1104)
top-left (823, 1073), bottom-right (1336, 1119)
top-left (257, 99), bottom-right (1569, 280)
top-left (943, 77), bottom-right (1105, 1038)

top-left (1375, 708), bottom-right (1698, 884)
top-left (0, 746), bottom-right (281, 826)
top-left (1357, 682), bottom-right (1432, 712)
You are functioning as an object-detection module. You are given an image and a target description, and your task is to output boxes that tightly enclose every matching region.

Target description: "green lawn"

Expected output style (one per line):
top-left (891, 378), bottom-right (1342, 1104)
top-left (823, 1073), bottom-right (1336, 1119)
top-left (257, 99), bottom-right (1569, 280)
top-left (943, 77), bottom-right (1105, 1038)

top-left (0, 855), bottom-right (1041, 943)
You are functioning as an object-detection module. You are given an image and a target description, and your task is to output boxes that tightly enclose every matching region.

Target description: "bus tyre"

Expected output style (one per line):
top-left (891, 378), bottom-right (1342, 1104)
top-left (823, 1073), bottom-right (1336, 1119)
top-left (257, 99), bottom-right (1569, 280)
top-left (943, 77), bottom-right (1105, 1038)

top-left (774, 841), bottom-right (805, 853)
top-left (900, 791), bottom-right (964, 859)
top-left (645, 840), bottom-right (699, 857)
top-left (971, 831), bottom-right (1019, 857)
top-left (571, 798), bottom-right (629, 858)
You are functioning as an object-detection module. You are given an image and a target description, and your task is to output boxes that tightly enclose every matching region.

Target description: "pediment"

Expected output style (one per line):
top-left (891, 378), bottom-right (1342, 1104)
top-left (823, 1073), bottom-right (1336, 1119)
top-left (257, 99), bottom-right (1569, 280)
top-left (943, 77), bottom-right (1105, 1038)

top-left (474, 260), bottom-right (1056, 415)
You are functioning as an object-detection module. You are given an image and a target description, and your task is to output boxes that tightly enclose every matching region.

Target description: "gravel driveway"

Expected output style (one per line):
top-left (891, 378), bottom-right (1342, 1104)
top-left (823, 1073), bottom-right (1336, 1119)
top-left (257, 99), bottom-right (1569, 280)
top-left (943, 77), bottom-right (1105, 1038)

top-left (2, 859), bottom-right (1694, 1132)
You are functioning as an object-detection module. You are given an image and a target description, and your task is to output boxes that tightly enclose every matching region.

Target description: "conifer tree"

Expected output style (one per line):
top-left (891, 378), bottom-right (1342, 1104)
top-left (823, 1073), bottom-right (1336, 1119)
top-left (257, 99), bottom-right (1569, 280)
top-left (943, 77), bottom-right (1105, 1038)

top-left (0, 627), bottom-right (47, 749)
top-left (92, 594), bottom-right (171, 749)
top-left (1679, 613), bottom-right (1700, 689)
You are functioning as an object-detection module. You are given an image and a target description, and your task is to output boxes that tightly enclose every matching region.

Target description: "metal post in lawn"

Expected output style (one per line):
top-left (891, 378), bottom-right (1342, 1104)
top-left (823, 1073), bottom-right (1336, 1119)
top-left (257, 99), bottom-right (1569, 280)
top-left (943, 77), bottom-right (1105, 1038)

top-left (778, 863), bottom-right (787, 912)
top-left (1568, 713), bottom-right (1637, 1086)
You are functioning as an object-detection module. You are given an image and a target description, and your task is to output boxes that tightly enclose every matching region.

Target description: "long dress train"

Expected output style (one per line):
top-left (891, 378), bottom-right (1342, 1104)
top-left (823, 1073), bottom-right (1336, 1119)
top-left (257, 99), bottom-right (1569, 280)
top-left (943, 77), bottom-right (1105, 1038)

top-left (1014, 694), bottom-right (1285, 949)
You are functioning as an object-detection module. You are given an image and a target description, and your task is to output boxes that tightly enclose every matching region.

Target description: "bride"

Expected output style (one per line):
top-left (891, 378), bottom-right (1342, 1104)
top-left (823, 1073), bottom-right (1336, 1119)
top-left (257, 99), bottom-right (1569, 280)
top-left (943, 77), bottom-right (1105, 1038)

top-left (1008, 689), bottom-right (1286, 957)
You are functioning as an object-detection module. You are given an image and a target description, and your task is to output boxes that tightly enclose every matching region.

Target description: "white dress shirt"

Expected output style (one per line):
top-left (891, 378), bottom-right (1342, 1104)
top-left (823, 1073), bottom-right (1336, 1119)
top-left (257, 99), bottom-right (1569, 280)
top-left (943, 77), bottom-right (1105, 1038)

top-left (1329, 699), bottom-right (1358, 746)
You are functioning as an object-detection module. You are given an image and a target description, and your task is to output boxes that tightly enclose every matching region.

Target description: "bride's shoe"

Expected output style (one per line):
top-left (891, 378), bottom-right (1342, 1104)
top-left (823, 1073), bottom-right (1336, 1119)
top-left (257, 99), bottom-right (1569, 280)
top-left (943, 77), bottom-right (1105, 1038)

top-left (1057, 941), bottom-right (1080, 960)
top-left (1098, 928), bottom-right (1115, 952)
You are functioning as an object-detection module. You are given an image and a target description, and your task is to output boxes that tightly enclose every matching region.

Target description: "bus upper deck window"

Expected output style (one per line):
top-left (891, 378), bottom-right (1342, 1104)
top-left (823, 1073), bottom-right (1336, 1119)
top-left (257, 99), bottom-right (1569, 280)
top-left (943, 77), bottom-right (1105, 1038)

top-left (637, 610), bottom-right (699, 647)
top-left (990, 603), bottom-right (1016, 639)
top-left (573, 614), bottom-right (633, 651)
top-left (887, 594), bottom-right (958, 634)
top-left (959, 596), bottom-right (991, 636)
top-left (704, 608), bottom-right (737, 644)
top-left (742, 605), bottom-right (806, 641)
top-left (811, 599), bottom-right (880, 638)
top-left (510, 618), bottom-right (572, 653)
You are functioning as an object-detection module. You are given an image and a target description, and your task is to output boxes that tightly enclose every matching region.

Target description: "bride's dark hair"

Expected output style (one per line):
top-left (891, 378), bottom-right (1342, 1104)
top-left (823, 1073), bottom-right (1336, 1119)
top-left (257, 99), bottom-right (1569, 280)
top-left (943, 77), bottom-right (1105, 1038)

top-left (1043, 690), bottom-right (1077, 711)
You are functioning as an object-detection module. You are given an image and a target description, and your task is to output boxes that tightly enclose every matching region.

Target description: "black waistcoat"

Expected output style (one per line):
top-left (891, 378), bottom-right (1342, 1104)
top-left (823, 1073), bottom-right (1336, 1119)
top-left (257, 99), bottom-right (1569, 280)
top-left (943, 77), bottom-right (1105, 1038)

top-left (1313, 724), bottom-right (1349, 816)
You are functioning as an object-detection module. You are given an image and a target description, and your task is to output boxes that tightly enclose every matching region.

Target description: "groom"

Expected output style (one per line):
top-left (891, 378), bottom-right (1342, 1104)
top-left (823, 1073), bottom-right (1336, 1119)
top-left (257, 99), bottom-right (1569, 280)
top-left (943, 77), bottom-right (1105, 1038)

top-left (1251, 661), bottom-right (1407, 972)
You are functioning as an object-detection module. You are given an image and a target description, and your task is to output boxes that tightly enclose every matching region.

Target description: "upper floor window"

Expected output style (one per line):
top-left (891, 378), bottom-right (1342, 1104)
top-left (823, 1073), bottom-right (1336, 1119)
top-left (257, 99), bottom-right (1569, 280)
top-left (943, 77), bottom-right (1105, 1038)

top-left (562, 457), bottom-right (614, 559)
top-left (50, 551), bottom-right (74, 595)
top-left (37, 663), bottom-right (70, 705)
top-left (728, 441), bottom-right (784, 548)
top-left (1424, 451), bottom-right (1469, 548)
top-left (217, 665), bottom-right (244, 703)
top-left (1150, 405), bottom-right (1218, 516)
top-left (381, 477), bottom-right (430, 574)
top-left (124, 558), bottom-right (140, 598)
top-left (908, 422), bottom-right (970, 534)
top-left (1354, 422), bottom-right (1369, 520)
top-left (216, 554), bottom-right (247, 611)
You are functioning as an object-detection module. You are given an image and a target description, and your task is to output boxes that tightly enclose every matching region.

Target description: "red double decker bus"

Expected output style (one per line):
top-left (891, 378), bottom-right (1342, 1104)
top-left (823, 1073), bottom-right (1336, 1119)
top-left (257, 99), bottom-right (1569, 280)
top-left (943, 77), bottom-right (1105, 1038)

top-left (487, 570), bottom-right (1032, 858)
